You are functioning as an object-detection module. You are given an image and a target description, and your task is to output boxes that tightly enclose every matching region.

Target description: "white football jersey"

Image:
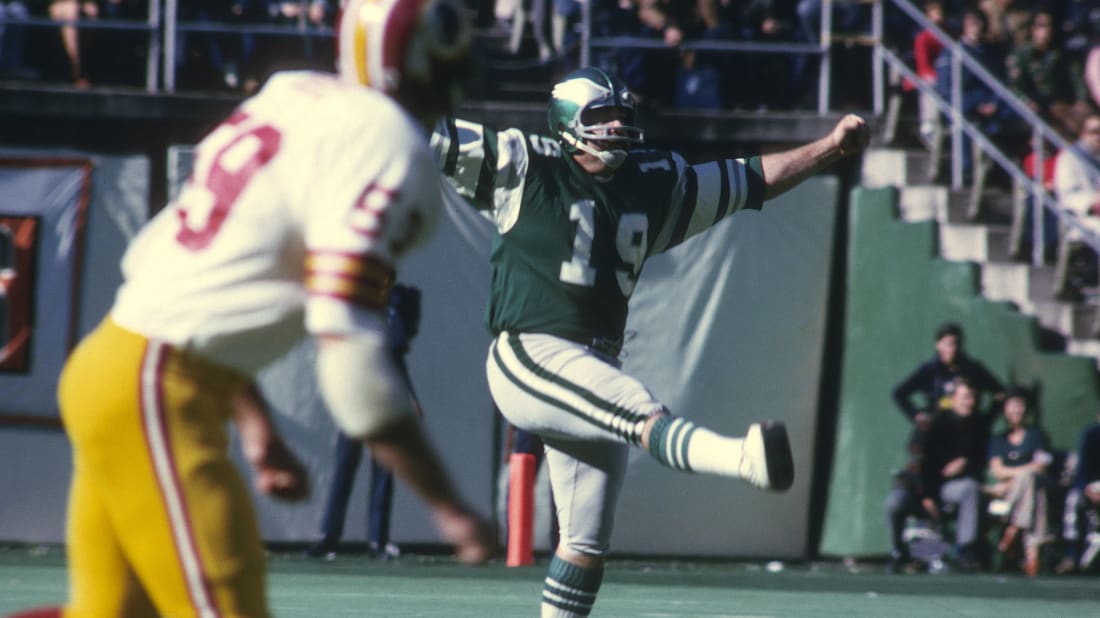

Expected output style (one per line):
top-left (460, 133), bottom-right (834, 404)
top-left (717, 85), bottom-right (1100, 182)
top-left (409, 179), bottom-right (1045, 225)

top-left (112, 71), bottom-right (440, 375)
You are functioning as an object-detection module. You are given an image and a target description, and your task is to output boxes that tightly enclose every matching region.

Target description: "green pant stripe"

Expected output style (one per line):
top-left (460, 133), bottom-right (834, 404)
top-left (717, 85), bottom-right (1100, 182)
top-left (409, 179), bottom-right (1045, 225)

top-left (678, 422), bottom-right (697, 472)
top-left (498, 335), bottom-right (648, 444)
top-left (647, 416), bottom-right (696, 472)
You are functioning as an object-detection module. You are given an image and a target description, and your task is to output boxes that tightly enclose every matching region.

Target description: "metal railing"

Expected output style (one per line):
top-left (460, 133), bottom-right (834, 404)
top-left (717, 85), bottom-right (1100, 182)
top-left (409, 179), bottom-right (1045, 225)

top-left (579, 0), bottom-right (881, 116)
top-left (872, 0), bottom-right (1100, 269)
top-left (0, 1), bottom-right (331, 93)
top-left (0, 0), bottom-right (161, 92)
top-left (161, 0), bottom-right (332, 93)
top-left (1, 0), bottom-right (879, 114)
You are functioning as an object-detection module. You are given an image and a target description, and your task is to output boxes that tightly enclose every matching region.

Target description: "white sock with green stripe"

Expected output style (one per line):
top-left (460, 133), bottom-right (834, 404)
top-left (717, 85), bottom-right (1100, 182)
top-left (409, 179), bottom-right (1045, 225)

top-left (541, 555), bottom-right (603, 617)
top-left (646, 415), bottom-right (744, 477)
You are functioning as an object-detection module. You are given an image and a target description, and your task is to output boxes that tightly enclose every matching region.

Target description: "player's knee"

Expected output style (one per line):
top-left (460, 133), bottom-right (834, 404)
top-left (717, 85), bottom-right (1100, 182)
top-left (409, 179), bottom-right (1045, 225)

top-left (559, 537), bottom-right (609, 560)
top-left (317, 335), bottom-right (416, 439)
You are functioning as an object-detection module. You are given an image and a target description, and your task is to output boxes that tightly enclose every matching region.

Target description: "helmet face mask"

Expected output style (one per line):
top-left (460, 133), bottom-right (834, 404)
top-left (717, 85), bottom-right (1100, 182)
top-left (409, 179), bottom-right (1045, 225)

top-left (549, 68), bottom-right (644, 169)
top-left (338, 0), bottom-right (472, 121)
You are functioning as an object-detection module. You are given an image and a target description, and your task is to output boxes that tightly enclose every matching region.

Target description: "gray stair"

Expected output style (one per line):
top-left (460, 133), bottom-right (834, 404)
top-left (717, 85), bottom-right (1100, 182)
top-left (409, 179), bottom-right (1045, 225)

top-left (864, 147), bottom-right (1100, 359)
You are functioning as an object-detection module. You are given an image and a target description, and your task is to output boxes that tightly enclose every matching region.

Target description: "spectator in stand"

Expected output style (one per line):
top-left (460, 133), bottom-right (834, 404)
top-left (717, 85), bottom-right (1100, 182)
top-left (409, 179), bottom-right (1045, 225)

top-left (934, 7), bottom-right (1019, 180)
top-left (886, 377), bottom-right (994, 573)
top-left (247, 0), bottom-right (335, 92)
top-left (0, 1), bottom-right (34, 80)
top-left (1056, 409), bottom-right (1100, 574)
top-left (550, 0), bottom-right (580, 56)
top-left (892, 322), bottom-right (1005, 429)
top-left (1006, 9), bottom-right (1089, 138)
top-left (793, 0), bottom-right (866, 105)
top-left (48, 0), bottom-right (96, 87)
top-left (630, 0), bottom-right (703, 106)
top-left (886, 324), bottom-right (1003, 572)
top-left (177, 1), bottom-right (267, 91)
top-left (1020, 137), bottom-right (1061, 261)
top-left (986, 386), bottom-right (1052, 577)
top-left (508, 0), bottom-right (552, 61)
top-left (727, 0), bottom-right (797, 110)
top-left (91, 0), bottom-right (148, 87)
top-left (912, 0), bottom-right (948, 148)
top-left (1052, 111), bottom-right (1100, 300)
top-left (922, 377), bottom-right (995, 569)
top-left (1078, 25), bottom-right (1100, 109)
top-left (978, 0), bottom-right (1026, 57)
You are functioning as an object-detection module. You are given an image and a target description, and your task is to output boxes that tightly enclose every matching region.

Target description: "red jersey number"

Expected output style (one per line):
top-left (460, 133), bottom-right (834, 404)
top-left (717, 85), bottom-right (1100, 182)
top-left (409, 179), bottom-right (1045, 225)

top-left (176, 112), bottom-right (282, 251)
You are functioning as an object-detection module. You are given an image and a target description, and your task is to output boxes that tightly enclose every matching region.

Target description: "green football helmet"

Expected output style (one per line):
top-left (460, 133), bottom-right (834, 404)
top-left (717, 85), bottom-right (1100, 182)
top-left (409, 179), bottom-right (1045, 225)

top-left (548, 67), bottom-right (644, 169)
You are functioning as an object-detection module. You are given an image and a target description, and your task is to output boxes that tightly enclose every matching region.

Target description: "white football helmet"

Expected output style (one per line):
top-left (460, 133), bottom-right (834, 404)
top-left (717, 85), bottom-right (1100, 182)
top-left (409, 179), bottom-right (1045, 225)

top-left (338, 0), bottom-right (472, 118)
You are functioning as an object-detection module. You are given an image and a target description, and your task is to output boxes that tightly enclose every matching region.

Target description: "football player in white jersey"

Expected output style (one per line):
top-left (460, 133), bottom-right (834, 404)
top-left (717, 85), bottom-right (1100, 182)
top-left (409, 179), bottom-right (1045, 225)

top-left (6, 1), bottom-right (493, 617)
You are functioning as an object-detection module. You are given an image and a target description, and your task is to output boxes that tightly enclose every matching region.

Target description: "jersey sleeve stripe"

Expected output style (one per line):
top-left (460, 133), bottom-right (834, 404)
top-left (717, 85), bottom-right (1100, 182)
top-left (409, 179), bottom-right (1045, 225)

top-left (490, 129), bottom-right (530, 233)
top-left (682, 160), bottom-right (734, 240)
top-left (442, 117), bottom-right (460, 177)
top-left (730, 159), bottom-right (745, 212)
top-left (666, 166), bottom-right (698, 248)
top-left (712, 158), bottom-right (731, 224)
top-left (649, 153), bottom-right (688, 255)
top-left (742, 155), bottom-right (765, 209)
top-left (447, 118), bottom-right (489, 203)
top-left (305, 251), bottom-right (394, 310)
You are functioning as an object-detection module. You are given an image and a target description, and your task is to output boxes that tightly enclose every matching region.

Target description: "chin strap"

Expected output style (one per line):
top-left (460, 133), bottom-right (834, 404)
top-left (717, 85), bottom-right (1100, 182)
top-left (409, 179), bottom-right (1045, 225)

top-left (562, 132), bottom-right (628, 170)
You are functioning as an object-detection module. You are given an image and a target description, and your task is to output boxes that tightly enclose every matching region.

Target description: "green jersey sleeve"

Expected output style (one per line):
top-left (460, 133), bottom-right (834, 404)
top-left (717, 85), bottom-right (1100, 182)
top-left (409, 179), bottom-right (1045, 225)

top-left (431, 116), bottom-right (547, 234)
top-left (648, 153), bottom-right (765, 256)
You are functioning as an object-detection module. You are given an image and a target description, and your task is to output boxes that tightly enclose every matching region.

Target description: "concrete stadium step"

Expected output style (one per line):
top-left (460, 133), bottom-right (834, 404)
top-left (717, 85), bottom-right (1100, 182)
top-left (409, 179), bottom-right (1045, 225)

top-left (979, 266), bottom-right (1100, 338)
top-left (862, 146), bottom-right (1100, 353)
top-left (897, 184), bottom-right (944, 222)
top-left (861, 149), bottom-right (908, 188)
top-left (1067, 337), bottom-right (1100, 362)
top-left (1032, 301), bottom-right (1100, 339)
top-left (939, 223), bottom-right (1013, 263)
top-left (905, 150), bottom-right (941, 185)
top-left (980, 262), bottom-right (1059, 305)
top-left (865, 149), bottom-right (1013, 226)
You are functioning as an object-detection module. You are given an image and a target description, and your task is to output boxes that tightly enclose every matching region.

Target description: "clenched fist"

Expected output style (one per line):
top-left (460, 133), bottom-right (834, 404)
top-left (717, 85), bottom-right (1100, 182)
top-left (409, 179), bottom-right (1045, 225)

top-left (832, 113), bottom-right (871, 157)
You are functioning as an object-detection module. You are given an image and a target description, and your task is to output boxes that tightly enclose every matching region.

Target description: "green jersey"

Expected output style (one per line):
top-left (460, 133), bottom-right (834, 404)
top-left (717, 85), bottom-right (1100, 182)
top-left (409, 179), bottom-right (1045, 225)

top-left (431, 118), bottom-right (765, 345)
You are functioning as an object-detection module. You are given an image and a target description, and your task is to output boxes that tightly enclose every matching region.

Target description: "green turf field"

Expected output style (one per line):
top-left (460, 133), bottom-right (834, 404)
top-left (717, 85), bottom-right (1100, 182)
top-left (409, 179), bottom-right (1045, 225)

top-left (2, 545), bottom-right (1098, 617)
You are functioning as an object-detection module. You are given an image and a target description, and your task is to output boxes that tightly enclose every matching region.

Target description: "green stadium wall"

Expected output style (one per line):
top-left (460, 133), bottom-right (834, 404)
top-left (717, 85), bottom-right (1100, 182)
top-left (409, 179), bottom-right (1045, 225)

top-left (819, 186), bottom-right (1100, 557)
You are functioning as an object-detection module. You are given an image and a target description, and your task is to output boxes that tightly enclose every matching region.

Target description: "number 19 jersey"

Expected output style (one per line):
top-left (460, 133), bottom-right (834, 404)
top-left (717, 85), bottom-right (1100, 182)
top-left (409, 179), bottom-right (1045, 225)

top-left (112, 71), bottom-right (441, 375)
top-left (431, 118), bottom-right (766, 345)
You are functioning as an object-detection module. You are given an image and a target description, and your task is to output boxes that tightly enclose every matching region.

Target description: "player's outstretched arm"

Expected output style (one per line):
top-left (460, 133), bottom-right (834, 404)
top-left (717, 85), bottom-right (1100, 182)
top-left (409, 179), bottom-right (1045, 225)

top-left (232, 383), bottom-right (310, 502)
top-left (759, 113), bottom-right (870, 200)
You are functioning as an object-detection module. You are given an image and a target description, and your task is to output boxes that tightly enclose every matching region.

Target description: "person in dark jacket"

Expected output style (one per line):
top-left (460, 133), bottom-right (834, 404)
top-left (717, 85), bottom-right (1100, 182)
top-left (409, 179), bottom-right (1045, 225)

top-left (1057, 409), bottom-right (1100, 573)
top-left (306, 284), bottom-right (423, 559)
top-left (892, 322), bottom-right (1005, 427)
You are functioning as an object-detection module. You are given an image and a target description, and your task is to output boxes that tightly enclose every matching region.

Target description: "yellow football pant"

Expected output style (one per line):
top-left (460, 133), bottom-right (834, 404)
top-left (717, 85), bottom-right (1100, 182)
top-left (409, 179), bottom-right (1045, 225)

top-left (59, 319), bottom-right (268, 618)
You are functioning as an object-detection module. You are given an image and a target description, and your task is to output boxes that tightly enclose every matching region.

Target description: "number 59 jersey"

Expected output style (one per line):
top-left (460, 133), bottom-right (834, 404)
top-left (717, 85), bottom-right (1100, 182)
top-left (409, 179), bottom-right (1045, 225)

top-left (112, 71), bottom-right (441, 375)
top-left (432, 118), bottom-right (766, 345)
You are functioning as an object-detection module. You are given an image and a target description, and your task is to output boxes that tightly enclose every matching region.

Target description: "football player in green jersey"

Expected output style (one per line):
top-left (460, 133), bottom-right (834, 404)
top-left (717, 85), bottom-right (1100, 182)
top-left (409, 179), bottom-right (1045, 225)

top-left (431, 66), bottom-right (869, 616)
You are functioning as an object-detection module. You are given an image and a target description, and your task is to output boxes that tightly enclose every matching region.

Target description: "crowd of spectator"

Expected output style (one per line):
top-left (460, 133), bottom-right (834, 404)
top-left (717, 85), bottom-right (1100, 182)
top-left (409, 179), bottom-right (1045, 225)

top-left (0, 0), bottom-right (887, 108)
top-left (0, 1), bottom-right (336, 91)
top-left (891, 1), bottom-right (1100, 301)
top-left (886, 322), bottom-right (1100, 576)
top-left (3, 0), bottom-right (1100, 130)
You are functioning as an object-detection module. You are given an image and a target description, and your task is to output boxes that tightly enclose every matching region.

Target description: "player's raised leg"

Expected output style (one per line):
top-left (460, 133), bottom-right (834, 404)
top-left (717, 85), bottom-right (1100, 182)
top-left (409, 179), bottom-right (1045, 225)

top-left (642, 415), bottom-right (794, 492)
top-left (488, 332), bottom-right (794, 491)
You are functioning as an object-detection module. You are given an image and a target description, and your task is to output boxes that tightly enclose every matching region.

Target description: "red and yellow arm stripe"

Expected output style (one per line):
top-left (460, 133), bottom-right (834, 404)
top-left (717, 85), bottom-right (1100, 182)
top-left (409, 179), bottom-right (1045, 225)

top-left (305, 251), bottom-right (395, 311)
